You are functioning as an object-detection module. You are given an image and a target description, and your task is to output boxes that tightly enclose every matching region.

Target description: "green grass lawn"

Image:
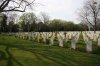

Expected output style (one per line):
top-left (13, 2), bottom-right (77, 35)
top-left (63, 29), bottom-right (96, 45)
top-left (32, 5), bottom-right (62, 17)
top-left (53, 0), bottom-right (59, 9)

top-left (0, 35), bottom-right (100, 66)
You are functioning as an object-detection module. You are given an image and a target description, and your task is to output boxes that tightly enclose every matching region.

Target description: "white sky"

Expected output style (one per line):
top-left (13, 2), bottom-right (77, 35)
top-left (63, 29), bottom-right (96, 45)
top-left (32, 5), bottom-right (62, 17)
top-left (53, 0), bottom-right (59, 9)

top-left (31, 0), bottom-right (84, 24)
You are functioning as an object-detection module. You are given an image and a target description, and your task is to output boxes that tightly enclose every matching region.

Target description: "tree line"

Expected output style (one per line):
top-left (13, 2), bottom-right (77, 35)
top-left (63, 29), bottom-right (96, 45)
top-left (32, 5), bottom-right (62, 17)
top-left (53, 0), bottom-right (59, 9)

top-left (0, 12), bottom-right (89, 33)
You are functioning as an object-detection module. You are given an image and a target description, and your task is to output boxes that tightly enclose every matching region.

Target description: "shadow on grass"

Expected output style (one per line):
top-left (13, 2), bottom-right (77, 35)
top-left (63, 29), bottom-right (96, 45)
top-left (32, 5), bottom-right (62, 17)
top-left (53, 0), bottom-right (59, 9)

top-left (5, 46), bottom-right (24, 66)
top-left (0, 42), bottom-right (100, 66)
top-left (2, 44), bottom-right (68, 66)
top-left (34, 53), bottom-right (67, 66)
top-left (0, 50), bottom-right (7, 61)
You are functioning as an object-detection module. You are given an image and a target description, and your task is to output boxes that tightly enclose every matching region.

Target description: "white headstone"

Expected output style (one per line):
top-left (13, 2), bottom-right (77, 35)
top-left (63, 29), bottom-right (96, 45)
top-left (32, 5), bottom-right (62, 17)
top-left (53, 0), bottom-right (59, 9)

top-left (86, 41), bottom-right (92, 52)
top-left (98, 38), bottom-right (100, 46)
top-left (93, 33), bottom-right (97, 41)
top-left (58, 34), bottom-right (63, 47)
top-left (71, 39), bottom-right (77, 50)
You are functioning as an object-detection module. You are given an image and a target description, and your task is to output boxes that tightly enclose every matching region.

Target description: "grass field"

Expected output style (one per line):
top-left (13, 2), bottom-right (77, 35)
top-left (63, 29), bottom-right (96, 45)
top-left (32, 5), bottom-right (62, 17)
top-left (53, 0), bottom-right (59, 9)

top-left (0, 35), bottom-right (100, 66)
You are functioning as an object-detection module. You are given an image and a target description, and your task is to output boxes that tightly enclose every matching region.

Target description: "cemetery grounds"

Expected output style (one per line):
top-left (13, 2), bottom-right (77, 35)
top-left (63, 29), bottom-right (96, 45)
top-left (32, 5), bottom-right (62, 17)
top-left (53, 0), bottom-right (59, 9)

top-left (0, 31), bottom-right (100, 66)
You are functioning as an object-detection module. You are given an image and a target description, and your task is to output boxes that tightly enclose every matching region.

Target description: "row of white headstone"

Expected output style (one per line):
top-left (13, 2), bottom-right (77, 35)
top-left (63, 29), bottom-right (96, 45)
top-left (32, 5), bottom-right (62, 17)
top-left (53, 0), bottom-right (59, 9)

top-left (15, 32), bottom-right (80, 47)
top-left (83, 32), bottom-right (92, 52)
top-left (15, 31), bottom-right (100, 53)
top-left (83, 31), bottom-right (100, 52)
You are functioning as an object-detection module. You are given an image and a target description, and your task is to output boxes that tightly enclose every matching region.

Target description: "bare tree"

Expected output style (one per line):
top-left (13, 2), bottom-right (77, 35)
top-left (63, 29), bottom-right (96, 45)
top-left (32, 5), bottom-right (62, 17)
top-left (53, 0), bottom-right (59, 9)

top-left (40, 12), bottom-right (50, 24)
top-left (7, 13), bottom-right (18, 32)
top-left (7, 13), bottom-right (18, 23)
top-left (0, 0), bottom-right (36, 13)
top-left (79, 0), bottom-right (100, 33)
top-left (19, 12), bottom-right (37, 32)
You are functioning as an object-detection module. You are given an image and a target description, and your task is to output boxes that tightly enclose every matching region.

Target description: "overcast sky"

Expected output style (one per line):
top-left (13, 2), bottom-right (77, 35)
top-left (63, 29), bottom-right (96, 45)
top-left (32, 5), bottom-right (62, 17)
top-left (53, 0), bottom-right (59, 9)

top-left (32, 0), bottom-right (84, 24)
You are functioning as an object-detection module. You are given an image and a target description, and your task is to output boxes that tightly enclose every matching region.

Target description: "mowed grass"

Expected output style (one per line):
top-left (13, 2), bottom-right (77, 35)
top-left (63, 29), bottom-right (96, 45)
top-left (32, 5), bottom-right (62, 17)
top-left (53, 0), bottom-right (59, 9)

top-left (0, 35), bottom-right (100, 66)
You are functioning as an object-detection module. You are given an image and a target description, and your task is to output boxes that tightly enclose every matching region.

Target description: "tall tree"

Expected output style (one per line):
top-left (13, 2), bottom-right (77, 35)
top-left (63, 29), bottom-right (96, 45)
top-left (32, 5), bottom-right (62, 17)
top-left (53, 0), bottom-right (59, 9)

top-left (40, 12), bottom-right (50, 24)
top-left (79, 0), bottom-right (100, 33)
top-left (49, 19), bottom-right (63, 31)
top-left (7, 13), bottom-right (18, 32)
top-left (0, 13), bottom-right (7, 32)
top-left (19, 12), bottom-right (37, 32)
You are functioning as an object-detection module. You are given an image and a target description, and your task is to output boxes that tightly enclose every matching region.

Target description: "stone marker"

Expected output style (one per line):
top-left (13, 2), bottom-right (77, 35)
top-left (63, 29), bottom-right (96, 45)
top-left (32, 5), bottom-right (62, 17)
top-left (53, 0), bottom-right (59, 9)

top-left (98, 38), bottom-right (100, 46)
top-left (58, 34), bottom-right (63, 47)
top-left (71, 39), bottom-right (77, 50)
top-left (86, 41), bottom-right (92, 52)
